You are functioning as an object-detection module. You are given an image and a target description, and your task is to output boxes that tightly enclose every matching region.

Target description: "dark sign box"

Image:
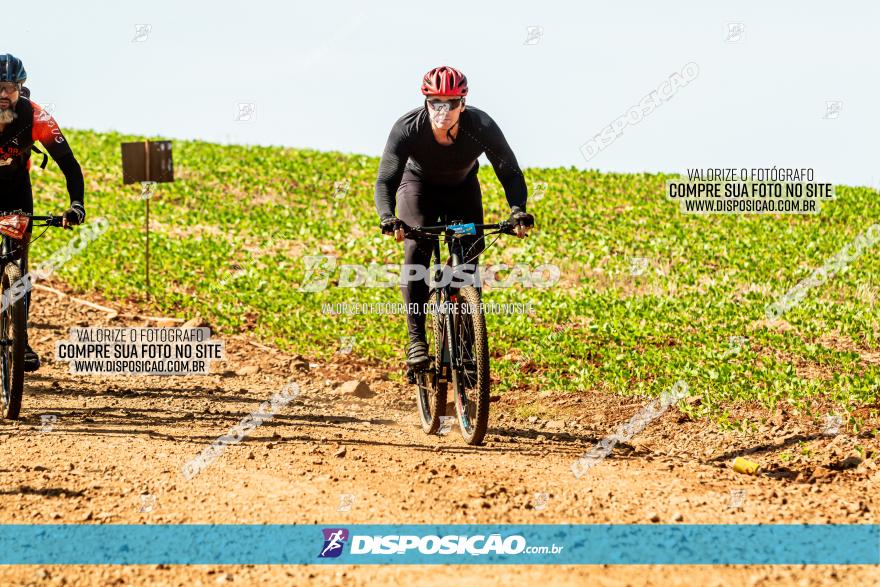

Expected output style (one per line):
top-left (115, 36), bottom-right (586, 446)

top-left (121, 141), bottom-right (174, 184)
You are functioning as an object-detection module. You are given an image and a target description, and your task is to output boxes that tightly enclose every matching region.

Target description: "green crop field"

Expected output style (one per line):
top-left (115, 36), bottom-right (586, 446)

top-left (25, 129), bottom-right (880, 430)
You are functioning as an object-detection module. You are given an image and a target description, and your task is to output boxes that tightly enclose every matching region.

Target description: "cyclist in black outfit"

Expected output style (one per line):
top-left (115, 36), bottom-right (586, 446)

top-left (375, 66), bottom-right (534, 368)
top-left (0, 54), bottom-right (86, 371)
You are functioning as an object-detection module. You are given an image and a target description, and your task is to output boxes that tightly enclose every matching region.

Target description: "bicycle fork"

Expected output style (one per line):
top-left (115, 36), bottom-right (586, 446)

top-left (438, 236), bottom-right (469, 384)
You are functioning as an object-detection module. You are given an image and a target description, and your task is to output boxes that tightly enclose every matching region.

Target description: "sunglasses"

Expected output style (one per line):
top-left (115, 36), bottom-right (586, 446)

top-left (0, 82), bottom-right (20, 95)
top-left (426, 98), bottom-right (463, 111)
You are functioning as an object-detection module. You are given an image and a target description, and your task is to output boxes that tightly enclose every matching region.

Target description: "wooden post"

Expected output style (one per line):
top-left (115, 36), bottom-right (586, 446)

top-left (120, 139), bottom-right (173, 302)
top-left (144, 141), bottom-right (151, 300)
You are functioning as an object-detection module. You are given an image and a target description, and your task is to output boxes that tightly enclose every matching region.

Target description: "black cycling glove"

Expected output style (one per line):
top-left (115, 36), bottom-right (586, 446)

top-left (63, 201), bottom-right (86, 226)
top-left (379, 215), bottom-right (402, 235)
top-left (508, 206), bottom-right (534, 228)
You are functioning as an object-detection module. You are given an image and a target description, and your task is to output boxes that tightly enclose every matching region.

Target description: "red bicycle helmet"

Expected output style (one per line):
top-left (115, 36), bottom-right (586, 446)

top-left (421, 66), bottom-right (468, 97)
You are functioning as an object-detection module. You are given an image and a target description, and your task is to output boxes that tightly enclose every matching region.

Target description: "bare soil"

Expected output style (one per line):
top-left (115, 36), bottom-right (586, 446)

top-left (0, 278), bottom-right (877, 586)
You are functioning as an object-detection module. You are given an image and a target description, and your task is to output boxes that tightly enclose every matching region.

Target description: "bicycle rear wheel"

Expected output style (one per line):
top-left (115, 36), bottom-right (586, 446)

top-left (415, 289), bottom-right (447, 434)
top-left (0, 262), bottom-right (26, 419)
top-left (451, 286), bottom-right (489, 445)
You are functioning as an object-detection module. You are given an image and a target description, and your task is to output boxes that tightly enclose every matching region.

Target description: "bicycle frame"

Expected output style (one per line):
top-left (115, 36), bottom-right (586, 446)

top-left (0, 223), bottom-right (28, 266)
top-left (431, 230), bottom-right (462, 385)
top-left (402, 218), bottom-right (517, 442)
top-left (0, 211), bottom-right (66, 419)
top-left (0, 211), bottom-right (62, 264)
top-left (407, 220), bottom-right (512, 383)
top-left (0, 213), bottom-right (63, 321)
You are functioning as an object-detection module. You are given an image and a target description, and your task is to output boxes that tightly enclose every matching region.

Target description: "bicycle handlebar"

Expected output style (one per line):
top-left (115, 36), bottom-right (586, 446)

top-left (0, 211), bottom-right (66, 228)
top-left (397, 220), bottom-right (517, 239)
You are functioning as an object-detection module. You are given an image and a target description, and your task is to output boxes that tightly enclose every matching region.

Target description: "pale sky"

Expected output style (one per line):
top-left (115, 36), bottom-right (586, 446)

top-left (10, 1), bottom-right (879, 187)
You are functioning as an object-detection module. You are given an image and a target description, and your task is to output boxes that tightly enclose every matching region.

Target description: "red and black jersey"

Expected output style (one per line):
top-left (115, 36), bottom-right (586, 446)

top-left (0, 97), bottom-right (83, 212)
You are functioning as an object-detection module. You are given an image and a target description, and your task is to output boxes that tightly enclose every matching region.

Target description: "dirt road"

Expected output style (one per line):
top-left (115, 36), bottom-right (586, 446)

top-left (0, 278), bottom-right (877, 586)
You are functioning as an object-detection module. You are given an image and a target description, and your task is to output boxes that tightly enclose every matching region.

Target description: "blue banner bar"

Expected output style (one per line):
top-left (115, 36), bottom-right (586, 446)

top-left (0, 525), bottom-right (877, 565)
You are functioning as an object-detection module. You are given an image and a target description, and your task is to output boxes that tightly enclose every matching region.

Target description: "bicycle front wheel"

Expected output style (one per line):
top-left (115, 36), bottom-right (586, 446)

top-left (451, 286), bottom-right (489, 445)
top-left (415, 289), bottom-right (447, 434)
top-left (1, 262), bottom-right (26, 419)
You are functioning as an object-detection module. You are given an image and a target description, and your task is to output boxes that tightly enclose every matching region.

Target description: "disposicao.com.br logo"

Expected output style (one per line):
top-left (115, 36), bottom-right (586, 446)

top-left (318, 528), bottom-right (349, 558)
top-left (317, 528), bottom-right (564, 558)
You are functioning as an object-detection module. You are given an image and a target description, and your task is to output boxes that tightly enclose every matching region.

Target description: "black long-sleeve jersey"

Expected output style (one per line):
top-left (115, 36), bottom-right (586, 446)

top-left (374, 105), bottom-right (527, 219)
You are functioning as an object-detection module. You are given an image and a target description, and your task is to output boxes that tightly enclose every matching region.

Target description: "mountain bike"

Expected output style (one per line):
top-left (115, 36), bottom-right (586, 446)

top-left (0, 211), bottom-right (66, 419)
top-left (403, 218), bottom-right (517, 445)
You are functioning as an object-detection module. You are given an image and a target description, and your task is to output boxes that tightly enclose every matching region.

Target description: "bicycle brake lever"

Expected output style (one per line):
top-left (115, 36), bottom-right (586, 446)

top-left (498, 220), bottom-right (516, 235)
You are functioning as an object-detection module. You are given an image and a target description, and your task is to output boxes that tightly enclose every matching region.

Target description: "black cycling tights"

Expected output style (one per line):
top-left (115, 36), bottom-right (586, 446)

top-left (396, 168), bottom-right (484, 343)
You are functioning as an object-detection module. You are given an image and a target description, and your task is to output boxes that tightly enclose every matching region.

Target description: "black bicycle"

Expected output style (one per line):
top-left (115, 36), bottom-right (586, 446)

top-left (403, 218), bottom-right (517, 445)
top-left (0, 211), bottom-right (66, 419)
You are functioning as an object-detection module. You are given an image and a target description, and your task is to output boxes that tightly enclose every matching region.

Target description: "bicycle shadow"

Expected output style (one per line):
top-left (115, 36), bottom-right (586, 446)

top-left (0, 485), bottom-right (86, 498)
top-left (708, 432), bottom-right (825, 464)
